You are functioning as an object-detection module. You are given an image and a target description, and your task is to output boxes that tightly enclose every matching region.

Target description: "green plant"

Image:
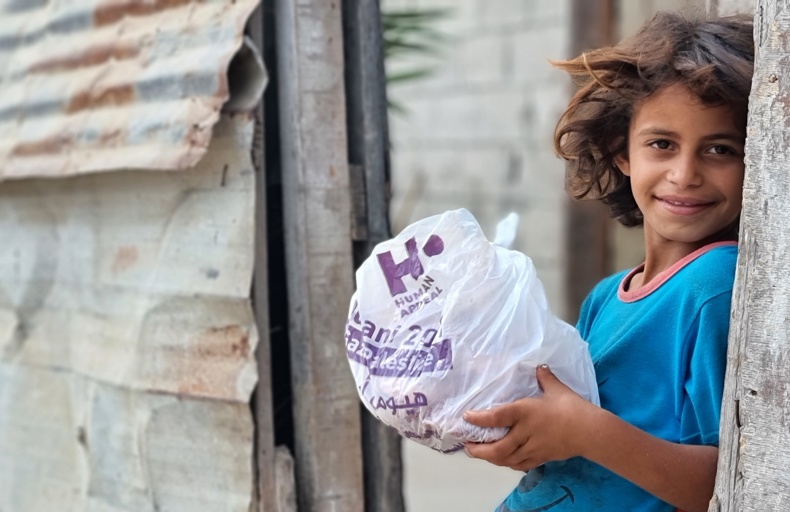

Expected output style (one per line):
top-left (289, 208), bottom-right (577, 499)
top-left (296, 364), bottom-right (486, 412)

top-left (382, 8), bottom-right (450, 112)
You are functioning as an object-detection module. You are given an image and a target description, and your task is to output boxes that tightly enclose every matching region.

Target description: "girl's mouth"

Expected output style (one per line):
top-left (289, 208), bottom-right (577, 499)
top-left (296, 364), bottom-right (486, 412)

top-left (656, 196), bottom-right (714, 215)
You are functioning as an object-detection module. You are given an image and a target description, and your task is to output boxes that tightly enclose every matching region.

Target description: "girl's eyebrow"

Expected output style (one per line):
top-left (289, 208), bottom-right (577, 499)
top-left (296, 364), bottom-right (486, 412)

top-left (636, 127), bottom-right (678, 137)
top-left (636, 127), bottom-right (744, 142)
top-left (700, 132), bottom-right (746, 143)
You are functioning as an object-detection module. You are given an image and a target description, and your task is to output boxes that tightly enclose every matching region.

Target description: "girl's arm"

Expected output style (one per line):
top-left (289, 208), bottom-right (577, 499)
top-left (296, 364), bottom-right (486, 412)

top-left (464, 365), bottom-right (718, 512)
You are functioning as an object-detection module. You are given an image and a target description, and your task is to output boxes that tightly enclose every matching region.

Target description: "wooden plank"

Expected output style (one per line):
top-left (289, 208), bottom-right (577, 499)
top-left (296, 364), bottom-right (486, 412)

top-left (342, 1), bottom-right (404, 511)
top-left (274, 0), bottom-right (366, 511)
top-left (275, 447), bottom-right (298, 512)
top-left (565, 0), bottom-right (615, 323)
top-left (247, 4), bottom-right (279, 512)
top-left (711, 1), bottom-right (790, 510)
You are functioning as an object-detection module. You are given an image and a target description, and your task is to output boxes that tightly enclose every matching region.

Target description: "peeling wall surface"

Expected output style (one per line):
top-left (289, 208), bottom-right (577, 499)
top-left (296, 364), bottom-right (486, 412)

top-left (0, 115), bottom-right (258, 511)
top-left (0, 0), bottom-right (259, 179)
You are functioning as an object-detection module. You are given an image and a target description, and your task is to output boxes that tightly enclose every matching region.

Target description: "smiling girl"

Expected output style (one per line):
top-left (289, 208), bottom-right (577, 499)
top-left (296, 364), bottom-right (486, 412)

top-left (463, 12), bottom-right (754, 512)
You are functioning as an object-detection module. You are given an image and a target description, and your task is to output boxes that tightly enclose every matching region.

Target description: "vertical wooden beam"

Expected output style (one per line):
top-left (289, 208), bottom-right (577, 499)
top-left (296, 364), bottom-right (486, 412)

top-left (248, 4), bottom-right (283, 512)
top-left (343, 0), bottom-right (392, 249)
top-left (274, 0), bottom-right (366, 511)
top-left (711, 2), bottom-right (790, 510)
top-left (342, 1), bottom-right (404, 511)
top-left (565, 0), bottom-right (615, 323)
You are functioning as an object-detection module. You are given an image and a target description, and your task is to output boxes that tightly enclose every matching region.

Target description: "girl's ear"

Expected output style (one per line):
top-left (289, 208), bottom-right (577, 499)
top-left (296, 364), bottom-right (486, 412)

top-left (614, 152), bottom-right (631, 176)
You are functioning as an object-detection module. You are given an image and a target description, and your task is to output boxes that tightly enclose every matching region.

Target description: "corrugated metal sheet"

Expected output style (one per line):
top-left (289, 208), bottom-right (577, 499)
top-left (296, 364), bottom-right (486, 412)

top-left (0, 115), bottom-right (258, 511)
top-left (0, 0), bottom-right (259, 180)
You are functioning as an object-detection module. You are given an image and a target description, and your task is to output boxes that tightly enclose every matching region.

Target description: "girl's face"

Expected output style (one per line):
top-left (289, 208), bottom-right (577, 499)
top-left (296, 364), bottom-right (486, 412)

top-left (616, 83), bottom-right (746, 251)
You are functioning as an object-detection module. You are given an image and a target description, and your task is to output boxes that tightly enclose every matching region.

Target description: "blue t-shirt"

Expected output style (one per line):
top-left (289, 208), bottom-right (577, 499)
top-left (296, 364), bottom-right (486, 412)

top-left (496, 242), bottom-right (737, 512)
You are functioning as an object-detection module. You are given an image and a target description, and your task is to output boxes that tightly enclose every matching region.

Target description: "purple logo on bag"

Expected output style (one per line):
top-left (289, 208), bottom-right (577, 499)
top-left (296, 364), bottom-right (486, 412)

top-left (377, 235), bottom-right (444, 296)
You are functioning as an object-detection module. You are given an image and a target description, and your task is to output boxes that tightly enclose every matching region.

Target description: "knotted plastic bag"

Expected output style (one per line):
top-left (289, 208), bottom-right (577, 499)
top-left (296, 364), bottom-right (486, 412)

top-left (345, 209), bottom-right (599, 453)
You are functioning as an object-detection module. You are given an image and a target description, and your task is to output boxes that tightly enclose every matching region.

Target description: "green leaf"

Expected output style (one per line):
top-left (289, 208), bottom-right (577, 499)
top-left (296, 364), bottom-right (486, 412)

top-left (387, 68), bottom-right (435, 83)
top-left (382, 7), bottom-right (452, 113)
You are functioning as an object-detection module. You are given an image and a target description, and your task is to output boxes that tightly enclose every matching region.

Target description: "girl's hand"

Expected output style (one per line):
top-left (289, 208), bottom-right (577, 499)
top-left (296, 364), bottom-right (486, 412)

top-left (463, 364), bottom-right (597, 472)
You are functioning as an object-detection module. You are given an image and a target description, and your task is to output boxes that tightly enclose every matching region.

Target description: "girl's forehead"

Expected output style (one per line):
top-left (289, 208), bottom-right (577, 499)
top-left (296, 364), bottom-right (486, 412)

top-left (631, 84), bottom-right (745, 136)
top-left (638, 83), bottom-right (705, 110)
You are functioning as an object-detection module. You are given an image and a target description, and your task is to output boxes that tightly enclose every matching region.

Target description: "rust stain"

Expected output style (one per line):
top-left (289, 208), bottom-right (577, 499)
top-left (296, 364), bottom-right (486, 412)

top-left (11, 135), bottom-right (72, 157)
top-left (195, 325), bottom-right (250, 359)
top-left (66, 85), bottom-right (135, 114)
top-left (99, 129), bottom-right (126, 146)
top-left (183, 121), bottom-right (215, 154)
top-left (111, 246), bottom-right (139, 273)
top-left (168, 325), bottom-right (251, 398)
top-left (329, 165), bottom-right (336, 177)
top-left (29, 45), bottom-right (140, 74)
top-left (94, 0), bottom-right (194, 27)
top-left (175, 377), bottom-right (215, 398)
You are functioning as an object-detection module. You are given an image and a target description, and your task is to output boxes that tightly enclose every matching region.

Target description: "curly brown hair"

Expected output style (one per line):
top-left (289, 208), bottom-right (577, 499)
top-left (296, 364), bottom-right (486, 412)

top-left (553, 11), bottom-right (754, 227)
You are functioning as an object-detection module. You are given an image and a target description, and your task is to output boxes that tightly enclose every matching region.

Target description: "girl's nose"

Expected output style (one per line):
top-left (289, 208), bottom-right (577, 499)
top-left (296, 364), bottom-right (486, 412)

top-left (667, 155), bottom-right (702, 188)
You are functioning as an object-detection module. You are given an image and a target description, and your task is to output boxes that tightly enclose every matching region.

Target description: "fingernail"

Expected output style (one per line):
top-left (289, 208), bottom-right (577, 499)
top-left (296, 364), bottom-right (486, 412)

top-left (464, 446), bottom-right (472, 458)
top-left (540, 364), bottom-right (549, 370)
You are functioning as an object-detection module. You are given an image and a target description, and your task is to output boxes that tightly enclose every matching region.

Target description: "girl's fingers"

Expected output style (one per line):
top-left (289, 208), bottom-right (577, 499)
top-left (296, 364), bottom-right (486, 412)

top-left (463, 403), bottom-right (518, 428)
top-left (467, 438), bottom-right (542, 473)
top-left (513, 458), bottom-right (541, 473)
top-left (502, 439), bottom-right (531, 467)
top-left (465, 434), bottom-right (522, 463)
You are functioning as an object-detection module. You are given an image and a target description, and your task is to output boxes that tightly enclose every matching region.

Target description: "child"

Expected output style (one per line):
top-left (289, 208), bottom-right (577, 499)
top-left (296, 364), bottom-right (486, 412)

top-left (464, 11), bottom-right (754, 512)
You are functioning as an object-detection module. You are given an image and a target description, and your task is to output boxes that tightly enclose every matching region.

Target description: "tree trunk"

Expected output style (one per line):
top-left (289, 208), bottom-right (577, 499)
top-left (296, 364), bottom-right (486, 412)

top-left (711, 1), bottom-right (790, 510)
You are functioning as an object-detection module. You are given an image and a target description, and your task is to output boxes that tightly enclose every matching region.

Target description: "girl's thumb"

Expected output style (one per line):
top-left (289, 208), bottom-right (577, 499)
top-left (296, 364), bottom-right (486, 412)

top-left (536, 364), bottom-right (559, 391)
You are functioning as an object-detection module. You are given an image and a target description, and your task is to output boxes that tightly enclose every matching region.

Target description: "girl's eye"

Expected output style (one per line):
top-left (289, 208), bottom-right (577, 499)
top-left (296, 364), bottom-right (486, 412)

top-left (707, 144), bottom-right (735, 155)
top-left (649, 140), bottom-right (672, 150)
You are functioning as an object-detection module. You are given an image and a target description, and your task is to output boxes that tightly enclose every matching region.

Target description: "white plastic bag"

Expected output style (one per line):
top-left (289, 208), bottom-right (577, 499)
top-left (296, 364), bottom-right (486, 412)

top-left (344, 209), bottom-right (599, 453)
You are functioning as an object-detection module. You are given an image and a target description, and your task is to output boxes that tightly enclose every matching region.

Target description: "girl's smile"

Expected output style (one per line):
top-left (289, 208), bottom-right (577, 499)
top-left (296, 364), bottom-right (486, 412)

top-left (655, 195), bottom-right (715, 216)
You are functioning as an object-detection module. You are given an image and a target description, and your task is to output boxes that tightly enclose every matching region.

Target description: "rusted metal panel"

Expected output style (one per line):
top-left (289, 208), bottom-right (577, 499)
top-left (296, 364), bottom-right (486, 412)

top-left (0, 366), bottom-right (254, 512)
top-left (0, 0), bottom-right (260, 180)
top-left (0, 115), bottom-right (258, 511)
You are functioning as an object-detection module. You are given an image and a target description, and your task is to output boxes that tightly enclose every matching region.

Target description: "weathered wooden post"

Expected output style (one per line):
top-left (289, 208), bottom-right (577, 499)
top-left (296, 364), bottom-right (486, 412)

top-left (274, 0), bottom-right (366, 510)
top-left (707, 0), bottom-right (790, 510)
top-left (342, 0), bottom-right (405, 511)
top-left (565, 0), bottom-right (615, 323)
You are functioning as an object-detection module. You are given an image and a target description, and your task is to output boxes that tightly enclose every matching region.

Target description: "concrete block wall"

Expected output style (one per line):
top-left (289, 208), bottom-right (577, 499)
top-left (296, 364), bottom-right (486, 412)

top-left (385, 0), bottom-right (573, 319)
top-left (618, 0), bottom-right (706, 39)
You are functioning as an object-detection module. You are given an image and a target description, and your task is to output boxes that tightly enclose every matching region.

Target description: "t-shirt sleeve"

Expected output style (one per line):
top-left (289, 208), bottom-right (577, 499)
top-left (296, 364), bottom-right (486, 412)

top-left (679, 291), bottom-right (733, 446)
